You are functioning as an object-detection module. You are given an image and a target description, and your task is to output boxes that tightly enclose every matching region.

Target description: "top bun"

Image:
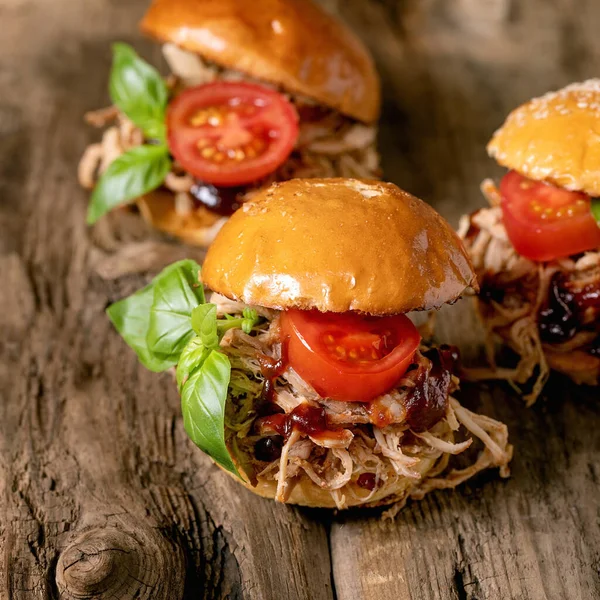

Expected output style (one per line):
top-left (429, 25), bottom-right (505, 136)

top-left (202, 178), bottom-right (477, 315)
top-left (140, 0), bottom-right (380, 123)
top-left (488, 80), bottom-right (600, 195)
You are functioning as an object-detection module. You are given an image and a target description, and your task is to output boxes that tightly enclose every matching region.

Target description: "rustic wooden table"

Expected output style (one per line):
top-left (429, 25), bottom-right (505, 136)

top-left (2, 0), bottom-right (599, 598)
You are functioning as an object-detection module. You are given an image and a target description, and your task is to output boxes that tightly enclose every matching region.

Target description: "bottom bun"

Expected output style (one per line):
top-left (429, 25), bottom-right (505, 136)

top-left (137, 189), bottom-right (227, 248)
top-left (544, 348), bottom-right (600, 386)
top-left (216, 453), bottom-right (439, 509)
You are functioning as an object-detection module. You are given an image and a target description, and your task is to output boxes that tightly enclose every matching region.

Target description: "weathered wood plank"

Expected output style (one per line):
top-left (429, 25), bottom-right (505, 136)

top-left (2, 0), bottom-right (600, 598)
top-left (0, 1), bottom-right (333, 598)
top-left (330, 1), bottom-right (600, 599)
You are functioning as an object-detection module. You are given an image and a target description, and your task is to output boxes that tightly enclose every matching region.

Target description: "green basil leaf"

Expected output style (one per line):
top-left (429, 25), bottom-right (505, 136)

top-left (181, 350), bottom-right (240, 477)
top-left (176, 336), bottom-right (210, 392)
top-left (109, 42), bottom-right (168, 141)
top-left (591, 199), bottom-right (600, 224)
top-left (87, 145), bottom-right (171, 224)
top-left (107, 259), bottom-right (203, 371)
top-left (191, 304), bottom-right (219, 349)
top-left (147, 260), bottom-right (205, 358)
top-left (106, 284), bottom-right (176, 372)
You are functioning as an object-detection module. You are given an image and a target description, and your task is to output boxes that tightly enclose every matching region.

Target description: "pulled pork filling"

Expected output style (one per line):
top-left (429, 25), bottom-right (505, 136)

top-left (459, 180), bottom-right (600, 403)
top-left (210, 294), bottom-right (512, 511)
top-left (78, 43), bottom-right (380, 233)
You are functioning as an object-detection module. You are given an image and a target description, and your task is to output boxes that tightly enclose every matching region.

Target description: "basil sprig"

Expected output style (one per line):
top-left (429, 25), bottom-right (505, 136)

top-left (106, 260), bottom-right (203, 370)
top-left (147, 262), bottom-right (207, 358)
top-left (110, 43), bottom-right (168, 142)
top-left (107, 260), bottom-right (260, 477)
top-left (182, 350), bottom-right (234, 472)
top-left (87, 43), bottom-right (172, 224)
top-left (86, 145), bottom-right (171, 224)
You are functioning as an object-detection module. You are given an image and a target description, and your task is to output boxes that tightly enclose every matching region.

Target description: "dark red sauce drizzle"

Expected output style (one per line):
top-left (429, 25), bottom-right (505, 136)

top-left (253, 403), bottom-right (332, 463)
top-left (539, 273), bottom-right (600, 345)
top-left (538, 274), bottom-right (578, 343)
top-left (190, 181), bottom-right (245, 216)
top-left (259, 404), bottom-right (329, 441)
top-left (255, 339), bottom-right (331, 462)
top-left (356, 473), bottom-right (378, 491)
top-left (404, 345), bottom-right (459, 432)
top-left (258, 338), bottom-right (289, 403)
top-left (576, 283), bottom-right (600, 314)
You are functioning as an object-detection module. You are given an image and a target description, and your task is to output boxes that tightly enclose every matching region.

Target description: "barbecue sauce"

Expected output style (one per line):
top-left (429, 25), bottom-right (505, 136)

top-left (258, 404), bottom-right (329, 441)
top-left (538, 274), bottom-right (578, 343)
top-left (366, 397), bottom-right (398, 429)
top-left (258, 338), bottom-right (289, 403)
top-left (572, 281), bottom-right (600, 316)
top-left (538, 273), bottom-right (600, 343)
top-left (356, 473), bottom-right (378, 491)
top-left (254, 340), bottom-right (334, 461)
top-left (254, 402), bottom-right (333, 462)
top-left (404, 345), bottom-right (459, 432)
top-left (190, 181), bottom-right (245, 216)
top-left (366, 345), bottom-right (458, 431)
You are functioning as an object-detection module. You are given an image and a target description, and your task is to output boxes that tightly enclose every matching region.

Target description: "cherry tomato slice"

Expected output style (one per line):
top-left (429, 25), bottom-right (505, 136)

top-left (280, 310), bottom-right (421, 402)
top-left (500, 170), bottom-right (600, 261)
top-left (166, 82), bottom-right (299, 187)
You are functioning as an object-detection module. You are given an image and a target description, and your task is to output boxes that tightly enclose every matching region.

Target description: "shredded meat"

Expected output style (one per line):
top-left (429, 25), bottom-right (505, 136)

top-left (78, 113), bottom-right (144, 189)
top-left (460, 180), bottom-right (600, 403)
top-left (78, 44), bottom-right (380, 230)
top-left (214, 293), bottom-right (512, 510)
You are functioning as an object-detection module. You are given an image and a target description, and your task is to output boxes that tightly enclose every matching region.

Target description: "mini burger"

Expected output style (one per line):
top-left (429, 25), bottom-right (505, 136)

top-left (459, 81), bottom-right (600, 403)
top-left (108, 178), bottom-right (512, 509)
top-left (79, 0), bottom-right (381, 247)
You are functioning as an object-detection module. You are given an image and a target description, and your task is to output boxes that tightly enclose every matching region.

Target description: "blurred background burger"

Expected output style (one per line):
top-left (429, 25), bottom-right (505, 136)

top-left (459, 81), bottom-right (600, 403)
top-left (79, 0), bottom-right (381, 247)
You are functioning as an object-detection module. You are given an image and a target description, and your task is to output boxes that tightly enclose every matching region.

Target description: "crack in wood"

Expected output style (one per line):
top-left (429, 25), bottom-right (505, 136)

top-left (62, 547), bottom-right (131, 573)
top-left (453, 566), bottom-right (469, 600)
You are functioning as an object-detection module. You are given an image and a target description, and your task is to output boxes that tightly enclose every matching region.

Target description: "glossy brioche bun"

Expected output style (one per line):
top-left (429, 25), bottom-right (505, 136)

top-left (202, 178), bottom-right (478, 314)
top-left (137, 189), bottom-right (226, 247)
top-left (140, 0), bottom-right (380, 123)
top-left (487, 80), bottom-right (600, 196)
top-left (544, 348), bottom-right (600, 386)
top-left (216, 452), bottom-right (438, 509)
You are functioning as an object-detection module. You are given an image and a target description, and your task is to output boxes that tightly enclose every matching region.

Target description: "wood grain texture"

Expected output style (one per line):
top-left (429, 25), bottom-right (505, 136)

top-left (0, 1), bottom-right (332, 598)
top-left (1, 0), bottom-right (599, 599)
top-left (329, 1), bottom-right (600, 598)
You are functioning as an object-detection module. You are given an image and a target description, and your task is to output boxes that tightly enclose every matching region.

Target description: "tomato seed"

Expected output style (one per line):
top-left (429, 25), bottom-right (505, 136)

top-left (190, 112), bottom-right (208, 126)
